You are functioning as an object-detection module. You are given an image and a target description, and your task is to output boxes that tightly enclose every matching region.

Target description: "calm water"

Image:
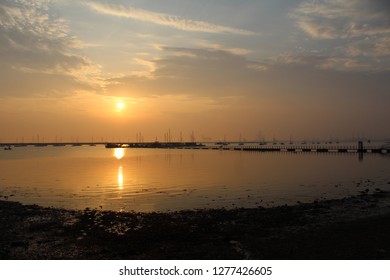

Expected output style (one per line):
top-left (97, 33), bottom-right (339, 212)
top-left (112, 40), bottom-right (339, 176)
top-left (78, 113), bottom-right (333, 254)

top-left (1, 145), bottom-right (389, 212)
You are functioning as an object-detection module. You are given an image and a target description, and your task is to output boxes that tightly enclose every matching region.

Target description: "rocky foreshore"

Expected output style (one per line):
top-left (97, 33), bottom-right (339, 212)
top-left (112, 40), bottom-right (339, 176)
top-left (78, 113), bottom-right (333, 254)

top-left (1, 190), bottom-right (390, 260)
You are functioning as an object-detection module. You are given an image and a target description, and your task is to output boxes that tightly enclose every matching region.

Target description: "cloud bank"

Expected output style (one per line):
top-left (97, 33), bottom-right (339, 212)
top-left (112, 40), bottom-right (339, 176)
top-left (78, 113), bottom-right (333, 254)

top-left (105, 47), bottom-right (268, 98)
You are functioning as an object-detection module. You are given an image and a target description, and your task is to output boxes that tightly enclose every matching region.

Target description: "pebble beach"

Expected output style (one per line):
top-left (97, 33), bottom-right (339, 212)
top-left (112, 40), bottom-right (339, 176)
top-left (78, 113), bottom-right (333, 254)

top-left (1, 188), bottom-right (390, 260)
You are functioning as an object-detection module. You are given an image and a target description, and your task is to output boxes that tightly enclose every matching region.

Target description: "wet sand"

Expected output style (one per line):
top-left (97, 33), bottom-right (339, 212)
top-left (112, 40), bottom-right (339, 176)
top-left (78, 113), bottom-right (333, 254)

top-left (1, 189), bottom-right (390, 260)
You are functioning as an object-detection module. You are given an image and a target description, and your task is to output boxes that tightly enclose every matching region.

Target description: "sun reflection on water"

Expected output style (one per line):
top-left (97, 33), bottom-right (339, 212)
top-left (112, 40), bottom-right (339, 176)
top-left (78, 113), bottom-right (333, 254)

top-left (118, 165), bottom-right (124, 189)
top-left (113, 148), bottom-right (125, 189)
top-left (114, 148), bottom-right (125, 160)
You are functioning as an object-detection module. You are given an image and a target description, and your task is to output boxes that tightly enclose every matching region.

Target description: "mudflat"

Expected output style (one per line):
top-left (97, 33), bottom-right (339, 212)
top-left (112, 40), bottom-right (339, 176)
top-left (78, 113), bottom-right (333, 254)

top-left (1, 190), bottom-right (390, 259)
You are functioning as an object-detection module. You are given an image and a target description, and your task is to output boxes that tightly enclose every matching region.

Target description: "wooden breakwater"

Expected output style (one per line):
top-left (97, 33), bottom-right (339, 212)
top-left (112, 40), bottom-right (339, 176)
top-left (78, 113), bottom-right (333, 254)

top-left (105, 141), bottom-right (390, 154)
top-left (226, 145), bottom-right (389, 154)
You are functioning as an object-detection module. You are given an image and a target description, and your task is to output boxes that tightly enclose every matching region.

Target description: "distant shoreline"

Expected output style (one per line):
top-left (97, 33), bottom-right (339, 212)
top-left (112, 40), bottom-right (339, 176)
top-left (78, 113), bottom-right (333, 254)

top-left (1, 189), bottom-right (390, 260)
top-left (2, 140), bottom-right (390, 154)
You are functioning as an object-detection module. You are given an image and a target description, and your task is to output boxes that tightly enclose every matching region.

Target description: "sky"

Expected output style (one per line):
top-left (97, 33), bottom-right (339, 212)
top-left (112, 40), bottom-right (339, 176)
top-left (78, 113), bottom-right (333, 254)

top-left (0, 0), bottom-right (389, 143)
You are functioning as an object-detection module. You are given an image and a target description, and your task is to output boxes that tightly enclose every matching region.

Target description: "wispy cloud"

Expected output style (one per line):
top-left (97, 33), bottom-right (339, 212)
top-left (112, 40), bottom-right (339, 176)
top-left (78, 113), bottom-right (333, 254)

top-left (0, 0), bottom-right (103, 96)
top-left (271, 52), bottom-right (384, 72)
top-left (289, 0), bottom-right (390, 71)
top-left (87, 2), bottom-right (256, 35)
top-left (196, 40), bottom-right (252, 56)
top-left (292, 0), bottom-right (390, 40)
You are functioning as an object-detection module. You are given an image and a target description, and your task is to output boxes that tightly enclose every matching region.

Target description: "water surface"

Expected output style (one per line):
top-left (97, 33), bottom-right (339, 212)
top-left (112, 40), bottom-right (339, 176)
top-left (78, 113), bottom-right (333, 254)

top-left (1, 145), bottom-right (389, 212)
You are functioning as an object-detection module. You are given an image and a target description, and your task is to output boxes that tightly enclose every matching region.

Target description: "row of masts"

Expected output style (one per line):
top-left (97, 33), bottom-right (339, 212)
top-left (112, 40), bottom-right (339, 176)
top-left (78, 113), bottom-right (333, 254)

top-left (2, 130), bottom-right (197, 145)
top-left (2, 131), bottom-right (373, 145)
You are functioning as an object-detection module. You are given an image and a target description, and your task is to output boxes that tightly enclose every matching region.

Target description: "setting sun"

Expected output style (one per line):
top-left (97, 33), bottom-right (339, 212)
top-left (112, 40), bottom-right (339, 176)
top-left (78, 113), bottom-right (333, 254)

top-left (116, 102), bottom-right (125, 110)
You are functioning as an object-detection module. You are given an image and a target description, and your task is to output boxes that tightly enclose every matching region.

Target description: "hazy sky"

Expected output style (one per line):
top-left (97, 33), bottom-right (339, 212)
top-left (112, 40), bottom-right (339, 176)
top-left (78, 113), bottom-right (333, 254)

top-left (1, 0), bottom-right (389, 143)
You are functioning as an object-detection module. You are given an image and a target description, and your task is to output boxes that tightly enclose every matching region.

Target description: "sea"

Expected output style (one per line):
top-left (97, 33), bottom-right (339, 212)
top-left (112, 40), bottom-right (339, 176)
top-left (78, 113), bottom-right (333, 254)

top-left (1, 142), bottom-right (390, 212)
